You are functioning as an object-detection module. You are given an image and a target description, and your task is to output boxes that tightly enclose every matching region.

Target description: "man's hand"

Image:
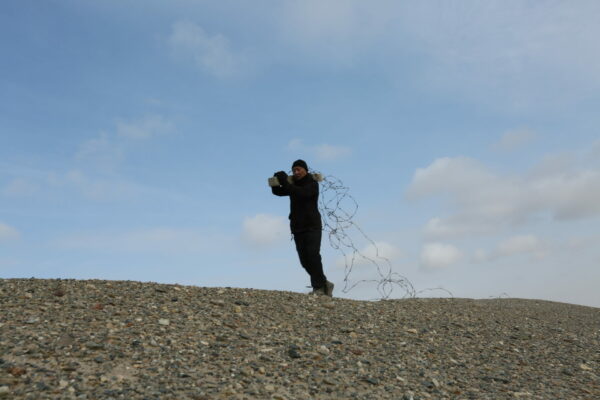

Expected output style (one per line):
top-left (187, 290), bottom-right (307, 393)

top-left (275, 171), bottom-right (289, 186)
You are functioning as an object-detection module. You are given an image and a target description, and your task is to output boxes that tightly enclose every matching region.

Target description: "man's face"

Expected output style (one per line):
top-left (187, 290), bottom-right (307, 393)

top-left (292, 166), bottom-right (308, 180)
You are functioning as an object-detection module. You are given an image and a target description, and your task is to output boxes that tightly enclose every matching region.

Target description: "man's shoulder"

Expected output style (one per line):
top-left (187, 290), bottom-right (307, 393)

top-left (298, 174), bottom-right (316, 184)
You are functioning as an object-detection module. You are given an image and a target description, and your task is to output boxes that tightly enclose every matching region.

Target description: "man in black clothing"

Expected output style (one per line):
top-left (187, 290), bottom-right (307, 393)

top-left (272, 160), bottom-right (334, 297)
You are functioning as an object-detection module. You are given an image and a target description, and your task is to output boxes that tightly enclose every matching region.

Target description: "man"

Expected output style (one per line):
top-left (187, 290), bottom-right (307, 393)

top-left (272, 160), bottom-right (334, 297)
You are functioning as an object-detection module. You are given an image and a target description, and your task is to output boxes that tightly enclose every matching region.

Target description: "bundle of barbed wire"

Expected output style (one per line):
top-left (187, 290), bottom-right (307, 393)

top-left (315, 173), bottom-right (417, 300)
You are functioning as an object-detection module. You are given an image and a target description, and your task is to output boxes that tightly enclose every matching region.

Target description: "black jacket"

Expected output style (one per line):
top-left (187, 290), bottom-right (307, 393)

top-left (272, 174), bottom-right (322, 234)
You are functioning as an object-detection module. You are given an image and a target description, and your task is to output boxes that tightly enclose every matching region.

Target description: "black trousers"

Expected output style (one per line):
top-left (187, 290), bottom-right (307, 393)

top-left (293, 229), bottom-right (327, 289)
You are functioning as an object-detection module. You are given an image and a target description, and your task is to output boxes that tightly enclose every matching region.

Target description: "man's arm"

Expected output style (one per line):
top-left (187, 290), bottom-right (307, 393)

top-left (285, 179), bottom-right (318, 198)
top-left (271, 185), bottom-right (289, 196)
top-left (271, 172), bottom-right (290, 196)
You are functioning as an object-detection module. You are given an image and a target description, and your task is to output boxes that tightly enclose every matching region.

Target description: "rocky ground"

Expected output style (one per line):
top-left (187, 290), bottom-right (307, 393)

top-left (1, 278), bottom-right (598, 399)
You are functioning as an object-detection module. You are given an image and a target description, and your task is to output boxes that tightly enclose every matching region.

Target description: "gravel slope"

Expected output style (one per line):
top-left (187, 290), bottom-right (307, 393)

top-left (1, 278), bottom-right (598, 399)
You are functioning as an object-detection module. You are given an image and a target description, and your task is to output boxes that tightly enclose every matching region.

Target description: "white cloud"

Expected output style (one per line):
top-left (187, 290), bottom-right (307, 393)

top-left (336, 241), bottom-right (402, 269)
top-left (54, 228), bottom-right (223, 254)
top-left (242, 214), bottom-right (288, 246)
top-left (362, 241), bottom-right (402, 260)
top-left (493, 129), bottom-right (536, 151)
top-left (544, 172), bottom-right (600, 220)
top-left (315, 144), bottom-right (352, 161)
top-left (278, 0), bottom-right (395, 64)
top-left (407, 157), bottom-right (492, 199)
top-left (168, 20), bottom-right (246, 78)
top-left (281, 0), bottom-right (362, 42)
top-left (472, 248), bottom-right (488, 264)
top-left (47, 169), bottom-right (146, 201)
top-left (565, 233), bottom-right (600, 252)
top-left (474, 234), bottom-right (546, 263)
top-left (495, 234), bottom-right (544, 259)
top-left (287, 138), bottom-right (351, 162)
top-left (408, 153), bottom-right (600, 239)
top-left (593, 140), bottom-right (600, 155)
top-left (287, 138), bottom-right (304, 152)
top-left (273, 2), bottom-right (600, 110)
top-left (529, 153), bottom-right (577, 179)
top-left (395, 2), bottom-right (600, 108)
top-left (588, 139), bottom-right (600, 167)
top-left (420, 242), bottom-right (463, 271)
top-left (75, 115), bottom-right (173, 174)
top-left (76, 132), bottom-right (124, 170)
top-left (0, 223), bottom-right (20, 241)
top-left (2, 178), bottom-right (38, 197)
top-left (116, 115), bottom-right (174, 139)
top-left (423, 217), bottom-right (494, 239)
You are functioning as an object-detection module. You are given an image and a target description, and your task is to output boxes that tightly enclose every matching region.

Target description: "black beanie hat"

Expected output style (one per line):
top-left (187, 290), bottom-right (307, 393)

top-left (292, 159), bottom-right (308, 172)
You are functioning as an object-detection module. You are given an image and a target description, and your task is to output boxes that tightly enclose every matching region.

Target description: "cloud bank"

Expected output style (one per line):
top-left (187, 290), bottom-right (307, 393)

top-left (116, 115), bottom-right (174, 139)
top-left (408, 153), bottom-right (600, 239)
top-left (288, 139), bottom-right (351, 162)
top-left (0, 223), bottom-right (20, 241)
top-left (420, 242), bottom-right (463, 271)
top-left (474, 234), bottom-right (546, 263)
top-left (242, 214), bottom-right (288, 246)
top-left (493, 129), bottom-right (536, 151)
top-left (273, 2), bottom-right (600, 109)
top-left (2, 178), bottom-right (38, 197)
top-left (168, 20), bottom-right (247, 78)
top-left (335, 241), bottom-right (402, 269)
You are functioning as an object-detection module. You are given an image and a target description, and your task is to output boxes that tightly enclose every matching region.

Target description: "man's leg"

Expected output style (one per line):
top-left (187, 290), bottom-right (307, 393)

top-left (294, 230), bottom-right (327, 290)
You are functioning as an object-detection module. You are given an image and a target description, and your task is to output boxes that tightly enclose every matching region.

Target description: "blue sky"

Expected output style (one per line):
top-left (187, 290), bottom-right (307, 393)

top-left (2, 1), bottom-right (600, 307)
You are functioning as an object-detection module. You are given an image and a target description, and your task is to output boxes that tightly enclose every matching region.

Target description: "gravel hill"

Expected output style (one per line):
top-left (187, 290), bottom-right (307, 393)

top-left (1, 278), bottom-right (598, 399)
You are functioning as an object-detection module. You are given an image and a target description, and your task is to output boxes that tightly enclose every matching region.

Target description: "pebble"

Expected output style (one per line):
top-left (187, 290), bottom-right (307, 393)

top-left (85, 342), bottom-right (104, 350)
top-left (579, 363), bottom-right (592, 371)
top-left (288, 347), bottom-right (301, 359)
top-left (158, 318), bottom-right (170, 326)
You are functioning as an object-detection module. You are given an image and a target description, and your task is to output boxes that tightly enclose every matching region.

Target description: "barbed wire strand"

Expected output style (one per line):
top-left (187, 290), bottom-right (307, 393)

top-left (315, 173), bottom-right (418, 300)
